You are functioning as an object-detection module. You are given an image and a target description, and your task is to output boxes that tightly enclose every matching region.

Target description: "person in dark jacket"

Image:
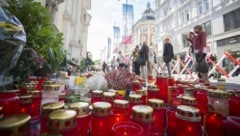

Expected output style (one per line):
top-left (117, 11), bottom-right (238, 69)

top-left (139, 42), bottom-right (149, 79)
top-left (163, 38), bottom-right (174, 76)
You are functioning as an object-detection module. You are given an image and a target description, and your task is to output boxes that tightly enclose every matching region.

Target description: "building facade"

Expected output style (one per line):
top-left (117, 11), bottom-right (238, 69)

top-left (132, 2), bottom-right (157, 52)
top-left (155, 0), bottom-right (240, 59)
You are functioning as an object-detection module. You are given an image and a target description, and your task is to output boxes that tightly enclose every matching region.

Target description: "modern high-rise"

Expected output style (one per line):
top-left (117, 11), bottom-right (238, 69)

top-left (155, 0), bottom-right (240, 59)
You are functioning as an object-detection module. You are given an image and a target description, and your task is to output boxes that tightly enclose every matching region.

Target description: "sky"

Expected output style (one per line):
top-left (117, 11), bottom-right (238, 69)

top-left (87, 0), bottom-right (155, 60)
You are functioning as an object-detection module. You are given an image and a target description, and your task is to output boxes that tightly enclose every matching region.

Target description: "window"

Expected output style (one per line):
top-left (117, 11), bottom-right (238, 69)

top-left (203, 21), bottom-right (212, 37)
top-left (224, 7), bottom-right (240, 31)
top-left (204, 0), bottom-right (210, 11)
top-left (198, 1), bottom-right (203, 14)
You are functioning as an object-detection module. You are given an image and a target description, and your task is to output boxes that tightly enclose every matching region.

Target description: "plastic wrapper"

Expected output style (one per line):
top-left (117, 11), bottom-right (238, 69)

top-left (105, 69), bottom-right (136, 90)
top-left (85, 74), bottom-right (108, 91)
top-left (0, 7), bottom-right (26, 87)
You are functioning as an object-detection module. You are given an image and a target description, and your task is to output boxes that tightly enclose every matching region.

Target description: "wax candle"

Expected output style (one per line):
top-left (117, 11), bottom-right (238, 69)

top-left (147, 85), bottom-right (159, 99)
top-left (0, 90), bottom-right (20, 116)
top-left (41, 102), bottom-right (65, 134)
top-left (113, 99), bottom-right (130, 117)
top-left (48, 109), bottom-right (78, 136)
top-left (148, 99), bottom-right (165, 136)
top-left (208, 90), bottom-right (229, 117)
top-left (69, 102), bottom-right (91, 136)
top-left (203, 112), bottom-right (225, 136)
top-left (131, 105), bottom-right (153, 136)
top-left (0, 114), bottom-right (31, 136)
top-left (155, 74), bottom-right (168, 102)
top-left (19, 94), bottom-right (32, 115)
top-left (136, 89), bottom-right (147, 104)
top-left (128, 94), bottom-right (142, 111)
top-left (91, 90), bottom-right (103, 104)
top-left (103, 91), bottom-right (116, 104)
top-left (91, 102), bottom-right (112, 136)
top-left (112, 121), bottom-right (144, 136)
top-left (28, 90), bottom-right (42, 119)
top-left (176, 105), bottom-right (202, 136)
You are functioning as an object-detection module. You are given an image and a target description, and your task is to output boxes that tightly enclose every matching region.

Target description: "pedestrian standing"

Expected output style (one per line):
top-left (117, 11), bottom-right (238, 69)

top-left (102, 61), bottom-right (107, 73)
top-left (147, 46), bottom-right (155, 77)
top-left (132, 46), bottom-right (140, 75)
top-left (139, 42), bottom-right (149, 80)
top-left (117, 51), bottom-right (125, 68)
top-left (163, 38), bottom-right (174, 76)
top-left (193, 25), bottom-right (209, 82)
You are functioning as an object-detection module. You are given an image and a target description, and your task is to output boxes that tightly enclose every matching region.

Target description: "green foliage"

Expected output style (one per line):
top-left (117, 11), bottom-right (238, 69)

top-left (5, 0), bottom-right (66, 75)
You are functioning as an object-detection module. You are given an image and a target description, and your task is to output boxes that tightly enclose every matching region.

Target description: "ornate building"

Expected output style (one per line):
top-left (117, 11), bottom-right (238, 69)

top-left (132, 2), bottom-right (156, 52)
top-left (155, 0), bottom-right (240, 59)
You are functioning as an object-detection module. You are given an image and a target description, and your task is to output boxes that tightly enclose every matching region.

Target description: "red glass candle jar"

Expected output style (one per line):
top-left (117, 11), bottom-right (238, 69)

top-left (0, 114), bottom-right (31, 136)
top-left (103, 92), bottom-right (116, 104)
top-left (112, 121), bottom-right (144, 136)
top-left (58, 93), bottom-right (66, 102)
top-left (19, 94), bottom-right (32, 115)
top-left (176, 105), bottom-right (202, 136)
top-left (111, 109), bottom-right (128, 126)
top-left (28, 91), bottom-right (42, 119)
top-left (129, 94), bottom-right (142, 110)
top-left (91, 90), bottom-right (103, 104)
top-left (208, 90), bottom-right (229, 117)
top-left (132, 80), bottom-right (141, 92)
top-left (113, 99), bottom-right (129, 117)
top-left (91, 102), bottom-right (112, 136)
top-left (166, 109), bottom-right (177, 136)
top-left (132, 105), bottom-right (153, 136)
top-left (168, 86), bottom-right (179, 104)
top-left (155, 75), bottom-right (168, 102)
top-left (229, 94), bottom-right (240, 116)
top-left (69, 102), bottom-right (91, 136)
top-left (203, 113), bottom-right (225, 136)
top-left (41, 102), bottom-right (65, 134)
top-left (147, 85), bottom-right (159, 99)
top-left (181, 95), bottom-right (196, 106)
top-left (196, 91), bottom-right (208, 116)
top-left (177, 85), bottom-right (188, 95)
top-left (226, 116), bottom-right (240, 136)
top-left (136, 90), bottom-right (147, 104)
top-left (0, 90), bottom-right (20, 116)
top-left (148, 99), bottom-right (165, 136)
top-left (168, 76), bottom-right (175, 86)
top-left (48, 109), bottom-right (78, 136)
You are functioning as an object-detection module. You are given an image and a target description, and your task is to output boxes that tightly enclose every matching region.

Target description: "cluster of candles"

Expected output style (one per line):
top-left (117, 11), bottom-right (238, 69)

top-left (0, 74), bottom-right (240, 136)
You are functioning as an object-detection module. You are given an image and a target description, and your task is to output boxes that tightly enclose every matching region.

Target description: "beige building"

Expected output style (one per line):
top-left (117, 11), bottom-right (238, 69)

top-left (155, 0), bottom-right (240, 59)
top-left (132, 2), bottom-right (157, 51)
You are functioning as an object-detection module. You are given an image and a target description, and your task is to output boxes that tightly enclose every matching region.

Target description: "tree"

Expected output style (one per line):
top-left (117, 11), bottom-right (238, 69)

top-left (5, 0), bottom-right (66, 81)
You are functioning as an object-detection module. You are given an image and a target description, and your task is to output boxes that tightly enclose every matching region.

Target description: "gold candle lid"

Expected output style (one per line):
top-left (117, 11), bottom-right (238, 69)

top-left (22, 82), bottom-right (36, 91)
top-left (132, 105), bottom-right (153, 123)
top-left (28, 90), bottom-right (41, 98)
top-left (43, 84), bottom-right (60, 91)
top-left (68, 102), bottom-right (90, 117)
top-left (92, 90), bottom-right (103, 97)
top-left (176, 105), bottom-right (201, 122)
top-left (147, 85), bottom-right (159, 91)
top-left (133, 80), bottom-right (140, 84)
top-left (19, 95), bottom-right (32, 104)
top-left (0, 90), bottom-right (19, 93)
top-left (181, 95), bottom-right (196, 105)
top-left (147, 99), bottom-right (164, 110)
top-left (92, 102), bottom-right (111, 117)
top-left (43, 81), bottom-right (55, 85)
top-left (129, 94), bottom-right (142, 104)
top-left (136, 90), bottom-right (147, 96)
top-left (49, 109), bottom-right (76, 131)
top-left (42, 102), bottom-right (65, 118)
top-left (0, 114), bottom-right (31, 131)
top-left (103, 92), bottom-right (116, 102)
top-left (208, 90), bottom-right (229, 99)
top-left (113, 99), bottom-right (129, 109)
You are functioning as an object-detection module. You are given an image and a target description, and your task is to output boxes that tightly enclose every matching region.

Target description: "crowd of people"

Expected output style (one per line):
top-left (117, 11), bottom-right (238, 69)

top-left (102, 24), bottom-right (211, 83)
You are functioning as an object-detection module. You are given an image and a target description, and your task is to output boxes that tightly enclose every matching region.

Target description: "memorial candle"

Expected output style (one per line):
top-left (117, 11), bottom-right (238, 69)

top-left (203, 112), bottom-right (224, 136)
top-left (91, 90), bottom-right (103, 104)
top-left (0, 90), bottom-right (20, 116)
top-left (112, 121), bottom-right (144, 136)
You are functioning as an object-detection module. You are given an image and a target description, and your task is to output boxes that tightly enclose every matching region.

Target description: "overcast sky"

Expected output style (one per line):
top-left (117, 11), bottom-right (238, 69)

top-left (87, 0), bottom-right (155, 60)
